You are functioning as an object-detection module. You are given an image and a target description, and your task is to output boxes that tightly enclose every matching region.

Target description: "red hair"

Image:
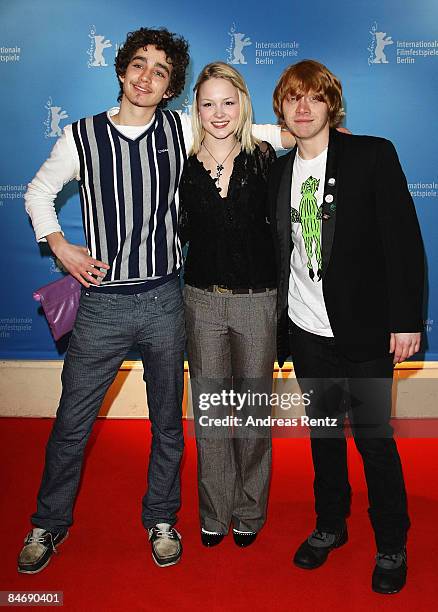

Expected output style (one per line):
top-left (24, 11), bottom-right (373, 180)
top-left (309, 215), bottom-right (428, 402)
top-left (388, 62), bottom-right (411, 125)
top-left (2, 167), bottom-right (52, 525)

top-left (273, 60), bottom-right (344, 127)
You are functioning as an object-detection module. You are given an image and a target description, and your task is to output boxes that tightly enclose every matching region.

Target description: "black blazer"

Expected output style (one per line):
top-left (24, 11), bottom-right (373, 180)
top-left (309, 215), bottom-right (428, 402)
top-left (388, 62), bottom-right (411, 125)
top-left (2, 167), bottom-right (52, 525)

top-left (268, 129), bottom-right (425, 365)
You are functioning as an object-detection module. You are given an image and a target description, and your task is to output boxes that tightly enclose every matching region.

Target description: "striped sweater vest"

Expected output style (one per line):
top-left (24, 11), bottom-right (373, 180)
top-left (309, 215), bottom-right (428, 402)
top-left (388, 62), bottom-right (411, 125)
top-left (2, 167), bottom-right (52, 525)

top-left (71, 109), bottom-right (187, 290)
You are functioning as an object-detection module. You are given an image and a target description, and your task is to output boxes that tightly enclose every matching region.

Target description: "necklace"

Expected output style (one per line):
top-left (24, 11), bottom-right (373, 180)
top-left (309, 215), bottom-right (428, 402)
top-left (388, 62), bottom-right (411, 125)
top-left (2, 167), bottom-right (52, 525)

top-left (202, 141), bottom-right (238, 183)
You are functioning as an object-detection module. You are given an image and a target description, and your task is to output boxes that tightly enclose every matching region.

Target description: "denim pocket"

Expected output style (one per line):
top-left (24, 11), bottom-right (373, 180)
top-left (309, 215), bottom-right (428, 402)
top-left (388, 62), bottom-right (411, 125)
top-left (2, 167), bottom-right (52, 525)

top-left (154, 283), bottom-right (183, 315)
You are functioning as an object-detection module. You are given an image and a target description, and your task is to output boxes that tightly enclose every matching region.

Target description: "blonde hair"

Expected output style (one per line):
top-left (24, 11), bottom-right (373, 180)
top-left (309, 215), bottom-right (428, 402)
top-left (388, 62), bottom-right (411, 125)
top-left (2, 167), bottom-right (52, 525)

top-left (273, 60), bottom-right (345, 128)
top-left (191, 62), bottom-right (257, 155)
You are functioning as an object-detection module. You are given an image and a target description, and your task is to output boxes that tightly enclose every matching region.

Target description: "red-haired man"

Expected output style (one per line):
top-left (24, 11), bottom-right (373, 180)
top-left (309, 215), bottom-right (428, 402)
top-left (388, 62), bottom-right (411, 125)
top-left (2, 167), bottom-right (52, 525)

top-left (269, 60), bottom-right (424, 594)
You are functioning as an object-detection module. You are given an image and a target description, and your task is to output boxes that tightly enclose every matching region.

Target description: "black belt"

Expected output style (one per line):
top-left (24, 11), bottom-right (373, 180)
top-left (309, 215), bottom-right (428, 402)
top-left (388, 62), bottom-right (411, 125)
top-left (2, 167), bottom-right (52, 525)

top-left (204, 285), bottom-right (274, 295)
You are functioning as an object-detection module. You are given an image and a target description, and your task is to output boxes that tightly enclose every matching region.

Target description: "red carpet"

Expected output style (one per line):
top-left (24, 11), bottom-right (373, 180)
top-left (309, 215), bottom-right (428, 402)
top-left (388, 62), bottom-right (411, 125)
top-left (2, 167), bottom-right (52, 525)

top-left (1, 418), bottom-right (437, 611)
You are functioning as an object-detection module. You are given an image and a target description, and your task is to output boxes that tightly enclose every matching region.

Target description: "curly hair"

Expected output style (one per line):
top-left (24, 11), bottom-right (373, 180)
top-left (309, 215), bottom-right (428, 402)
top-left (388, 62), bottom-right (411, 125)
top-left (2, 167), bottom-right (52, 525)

top-left (115, 27), bottom-right (189, 108)
top-left (273, 60), bottom-right (345, 128)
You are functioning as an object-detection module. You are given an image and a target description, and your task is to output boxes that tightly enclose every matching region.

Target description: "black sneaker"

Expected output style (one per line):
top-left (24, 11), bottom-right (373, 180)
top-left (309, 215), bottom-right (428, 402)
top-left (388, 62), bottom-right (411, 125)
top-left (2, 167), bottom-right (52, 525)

top-left (18, 528), bottom-right (68, 574)
top-left (148, 525), bottom-right (182, 567)
top-left (372, 548), bottom-right (407, 594)
top-left (293, 525), bottom-right (348, 569)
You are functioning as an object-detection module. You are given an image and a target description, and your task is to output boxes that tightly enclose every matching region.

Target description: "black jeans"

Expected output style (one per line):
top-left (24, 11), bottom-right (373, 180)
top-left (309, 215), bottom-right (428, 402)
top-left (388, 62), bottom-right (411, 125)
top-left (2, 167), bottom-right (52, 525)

top-left (289, 320), bottom-right (410, 553)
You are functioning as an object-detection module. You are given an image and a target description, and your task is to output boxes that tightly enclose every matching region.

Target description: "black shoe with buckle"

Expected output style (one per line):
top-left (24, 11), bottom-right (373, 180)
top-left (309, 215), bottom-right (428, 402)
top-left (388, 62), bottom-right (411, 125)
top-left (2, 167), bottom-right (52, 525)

top-left (293, 525), bottom-right (348, 569)
top-left (232, 529), bottom-right (257, 547)
top-left (148, 524), bottom-right (182, 567)
top-left (18, 528), bottom-right (68, 574)
top-left (372, 548), bottom-right (407, 594)
top-left (201, 528), bottom-right (225, 547)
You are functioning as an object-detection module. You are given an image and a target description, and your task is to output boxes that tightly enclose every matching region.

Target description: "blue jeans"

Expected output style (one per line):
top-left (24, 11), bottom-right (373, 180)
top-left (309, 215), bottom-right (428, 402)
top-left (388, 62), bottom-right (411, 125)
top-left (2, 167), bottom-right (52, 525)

top-left (32, 278), bottom-right (185, 531)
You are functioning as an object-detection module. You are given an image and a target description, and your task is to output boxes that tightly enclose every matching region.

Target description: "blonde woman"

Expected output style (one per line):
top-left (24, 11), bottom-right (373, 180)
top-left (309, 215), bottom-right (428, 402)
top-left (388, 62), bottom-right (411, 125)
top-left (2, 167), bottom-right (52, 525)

top-left (179, 63), bottom-right (279, 547)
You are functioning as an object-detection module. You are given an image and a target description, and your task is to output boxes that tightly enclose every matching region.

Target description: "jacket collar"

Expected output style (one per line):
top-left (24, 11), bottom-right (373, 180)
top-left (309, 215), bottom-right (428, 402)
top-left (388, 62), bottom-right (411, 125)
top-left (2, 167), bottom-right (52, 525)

top-left (275, 149), bottom-right (295, 256)
top-left (320, 128), bottom-right (341, 277)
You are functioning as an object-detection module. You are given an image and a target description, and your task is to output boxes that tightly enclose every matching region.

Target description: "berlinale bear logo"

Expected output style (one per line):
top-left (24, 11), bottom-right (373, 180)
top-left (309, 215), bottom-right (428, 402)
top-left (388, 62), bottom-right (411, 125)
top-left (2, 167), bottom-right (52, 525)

top-left (368, 22), bottom-right (393, 65)
top-left (87, 26), bottom-right (112, 68)
top-left (44, 98), bottom-right (69, 138)
top-left (227, 24), bottom-right (252, 65)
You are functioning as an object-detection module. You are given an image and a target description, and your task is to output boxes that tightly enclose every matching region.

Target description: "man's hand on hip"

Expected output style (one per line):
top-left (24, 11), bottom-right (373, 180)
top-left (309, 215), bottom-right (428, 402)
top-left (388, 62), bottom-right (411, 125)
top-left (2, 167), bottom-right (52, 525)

top-left (390, 332), bottom-right (421, 364)
top-left (46, 232), bottom-right (110, 288)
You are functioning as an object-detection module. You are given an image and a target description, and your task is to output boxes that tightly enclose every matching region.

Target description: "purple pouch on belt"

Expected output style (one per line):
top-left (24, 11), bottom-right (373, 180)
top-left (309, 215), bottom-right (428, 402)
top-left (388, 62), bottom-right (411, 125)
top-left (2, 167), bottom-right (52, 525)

top-left (33, 275), bottom-right (82, 341)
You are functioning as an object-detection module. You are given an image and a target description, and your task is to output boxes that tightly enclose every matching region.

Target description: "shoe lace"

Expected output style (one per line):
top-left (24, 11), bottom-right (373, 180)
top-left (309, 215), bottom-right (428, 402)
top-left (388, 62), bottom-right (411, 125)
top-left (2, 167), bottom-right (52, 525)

top-left (311, 529), bottom-right (330, 542)
top-left (376, 551), bottom-right (404, 564)
top-left (26, 530), bottom-right (59, 553)
top-left (150, 527), bottom-right (180, 540)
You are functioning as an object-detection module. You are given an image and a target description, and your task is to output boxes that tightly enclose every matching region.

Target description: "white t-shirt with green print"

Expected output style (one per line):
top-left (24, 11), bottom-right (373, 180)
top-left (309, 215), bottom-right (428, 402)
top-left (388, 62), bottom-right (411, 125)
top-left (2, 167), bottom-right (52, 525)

top-left (288, 148), bottom-right (334, 337)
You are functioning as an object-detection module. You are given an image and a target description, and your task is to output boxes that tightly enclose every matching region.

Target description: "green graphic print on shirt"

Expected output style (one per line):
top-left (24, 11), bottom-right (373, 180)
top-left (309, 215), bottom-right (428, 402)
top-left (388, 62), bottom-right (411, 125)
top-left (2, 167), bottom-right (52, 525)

top-left (291, 175), bottom-right (323, 281)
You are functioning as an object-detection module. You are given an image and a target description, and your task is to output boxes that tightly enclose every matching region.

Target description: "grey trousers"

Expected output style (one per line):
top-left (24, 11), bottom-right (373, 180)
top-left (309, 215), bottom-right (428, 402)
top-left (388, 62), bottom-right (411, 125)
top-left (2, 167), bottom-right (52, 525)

top-left (184, 284), bottom-right (276, 534)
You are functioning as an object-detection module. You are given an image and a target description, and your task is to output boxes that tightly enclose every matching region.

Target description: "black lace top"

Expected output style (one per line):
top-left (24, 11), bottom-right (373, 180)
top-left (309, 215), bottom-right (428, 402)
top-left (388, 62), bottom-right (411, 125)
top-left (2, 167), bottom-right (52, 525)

top-left (179, 142), bottom-right (277, 289)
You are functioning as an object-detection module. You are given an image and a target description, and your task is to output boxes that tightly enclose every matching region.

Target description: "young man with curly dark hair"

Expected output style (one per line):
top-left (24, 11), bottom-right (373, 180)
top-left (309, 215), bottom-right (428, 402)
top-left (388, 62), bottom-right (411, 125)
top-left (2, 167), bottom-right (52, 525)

top-left (19, 27), bottom-right (191, 572)
top-left (114, 27), bottom-right (189, 107)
